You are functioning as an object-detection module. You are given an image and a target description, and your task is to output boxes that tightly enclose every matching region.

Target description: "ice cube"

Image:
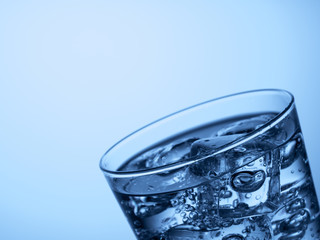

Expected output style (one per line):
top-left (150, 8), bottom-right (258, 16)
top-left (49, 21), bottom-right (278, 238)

top-left (189, 134), bottom-right (282, 217)
top-left (146, 138), bottom-right (199, 169)
top-left (119, 138), bottom-right (198, 172)
top-left (200, 139), bottom-right (280, 218)
top-left (216, 113), bottom-right (292, 147)
top-left (129, 194), bottom-right (175, 218)
top-left (168, 183), bottom-right (220, 229)
top-left (189, 134), bottom-right (245, 177)
top-left (165, 215), bottom-right (272, 240)
top-left (216, 114), bottom-right (275, 137)
top-left (189, 135), bottom-right (274, 179)
top-left (119, 147), bottom-right (161, 171)
top-left (127, 193), bottom-right (181, 239)
top-left (190, 135), bottom-right (244, 156)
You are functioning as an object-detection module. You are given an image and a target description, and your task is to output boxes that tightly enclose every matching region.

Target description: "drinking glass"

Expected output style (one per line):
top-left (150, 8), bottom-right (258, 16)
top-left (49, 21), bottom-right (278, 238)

top-left (100, 89), bottom-right (319, 240)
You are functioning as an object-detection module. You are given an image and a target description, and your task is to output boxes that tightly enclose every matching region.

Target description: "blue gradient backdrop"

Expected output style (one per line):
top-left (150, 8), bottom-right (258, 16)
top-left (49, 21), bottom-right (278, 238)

top-left (1, 1), bottom-right (320, 239)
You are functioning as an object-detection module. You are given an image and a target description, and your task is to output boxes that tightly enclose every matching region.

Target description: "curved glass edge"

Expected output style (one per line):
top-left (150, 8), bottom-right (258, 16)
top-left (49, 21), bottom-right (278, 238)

top-left (100, 89), bottom-right (294, 177)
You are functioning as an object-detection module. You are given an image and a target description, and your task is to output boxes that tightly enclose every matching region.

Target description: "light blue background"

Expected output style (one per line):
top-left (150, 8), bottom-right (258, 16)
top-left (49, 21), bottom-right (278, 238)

top-left (1, 1), bottom-right (320, 239)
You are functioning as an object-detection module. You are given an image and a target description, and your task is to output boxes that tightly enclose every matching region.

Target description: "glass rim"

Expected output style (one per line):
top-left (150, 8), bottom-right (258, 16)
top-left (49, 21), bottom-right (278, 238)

top-left (100, 88), bottom-right (294, 177)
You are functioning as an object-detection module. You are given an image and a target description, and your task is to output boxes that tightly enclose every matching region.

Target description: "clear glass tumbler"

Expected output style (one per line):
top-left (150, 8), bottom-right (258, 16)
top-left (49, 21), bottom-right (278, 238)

top-left (100, 89), bottom-right (320, 240)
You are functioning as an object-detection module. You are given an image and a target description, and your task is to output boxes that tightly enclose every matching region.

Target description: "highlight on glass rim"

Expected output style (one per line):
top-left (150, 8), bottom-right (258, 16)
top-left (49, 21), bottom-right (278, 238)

top-left (100, 89), bottom-right (320, 240)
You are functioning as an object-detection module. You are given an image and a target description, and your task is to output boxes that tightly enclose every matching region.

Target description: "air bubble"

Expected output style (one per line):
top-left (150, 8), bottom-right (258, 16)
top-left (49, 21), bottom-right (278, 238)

top-left (170, 199), bottom-right (179, 207)
top-left (231, 170), bottom-right (266, 193)
top-left (184, 204), bottom-right (195, 212)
